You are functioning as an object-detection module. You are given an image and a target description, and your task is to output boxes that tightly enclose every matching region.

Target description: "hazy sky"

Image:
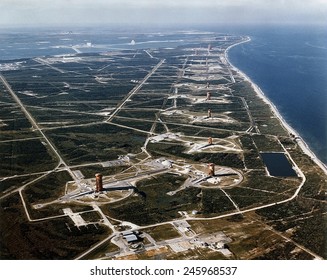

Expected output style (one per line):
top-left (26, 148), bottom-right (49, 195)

top-left (1, 0), bottom-right (326, 28)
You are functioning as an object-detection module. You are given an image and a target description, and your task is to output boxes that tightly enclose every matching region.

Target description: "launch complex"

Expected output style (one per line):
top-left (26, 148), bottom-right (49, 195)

top-left (0, 31), bottom-right (326, 260)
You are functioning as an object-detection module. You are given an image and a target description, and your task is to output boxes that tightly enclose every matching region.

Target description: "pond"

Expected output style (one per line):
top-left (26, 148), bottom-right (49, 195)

top-left (260, 152), bottom-right (297, 177)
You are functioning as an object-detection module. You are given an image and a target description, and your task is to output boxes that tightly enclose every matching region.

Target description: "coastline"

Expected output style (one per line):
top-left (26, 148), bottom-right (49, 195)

top-left (225, 37), bottom-right (327, 175)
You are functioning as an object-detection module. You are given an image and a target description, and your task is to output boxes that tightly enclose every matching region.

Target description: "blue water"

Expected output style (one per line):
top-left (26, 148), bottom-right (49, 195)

top-left (260, 153), bottom-right (297, 177)
top-left (226, 25), bottom-right (327, 164)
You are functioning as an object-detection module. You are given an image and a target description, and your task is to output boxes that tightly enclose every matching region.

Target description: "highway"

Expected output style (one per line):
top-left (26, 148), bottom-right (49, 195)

top-left (105, 59), bottom-right (165, 123)
top-left (0, 74), bottom-right (79, 184)
top-left (33, 57), bottom-right (66, 74)
top-left (0, 136), bottom-right (43, 143)
top-left (240, 96), bottom-right (260, 134)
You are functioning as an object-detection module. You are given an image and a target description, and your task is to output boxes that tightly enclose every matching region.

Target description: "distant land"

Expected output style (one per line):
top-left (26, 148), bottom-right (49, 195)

top-left (0, 29), bottom-right (326, 260)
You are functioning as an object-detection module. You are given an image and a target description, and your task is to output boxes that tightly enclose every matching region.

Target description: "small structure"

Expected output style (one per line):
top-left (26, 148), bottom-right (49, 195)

top-left (162, 159), bottom-right (173, 168)
top-left (208, 163), bottom-right (215, 176)
top-left (173, 220), bottom-right (191, 233)
top-left (208, 137), bottom-right (213, 145)
top-left (95, 173), bottom-right (103, 192)
top-left (123, 231), bottom-right (140, 243)
top-left (207, 109), bottom-right (212, 118)
top-left (124, 234), bottom-right (138, 243)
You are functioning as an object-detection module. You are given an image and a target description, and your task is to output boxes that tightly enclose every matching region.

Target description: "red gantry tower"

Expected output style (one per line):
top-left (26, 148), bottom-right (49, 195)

top-left (208, 163), bottom-right (215, 176)
top-left (208, 109), bottom-right (212, 118)
top-left (95, 173), bottom-right (103, 192)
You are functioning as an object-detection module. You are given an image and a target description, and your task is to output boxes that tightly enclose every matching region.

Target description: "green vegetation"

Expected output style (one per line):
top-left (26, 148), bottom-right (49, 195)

top-left (226, 170), bottom-right (299, 209)
top-left (144, 224), bottom-right (181, 242)
top-left (105, 173), bottom-right (201, 226)
top-left (231, 81), bottom-right (288, 136)
top-left (47, 123), bottom-right (147, 164)
top-left (253, 242), bottom-right (313, 260)
top-left (0, 139), bottom-right (57, 176)
top-left (256, 200), bottom-right (327, 259)
top-left (80, 211), bottom-right (102, 223)
top-left (0, 175), bottom-right (39, 193)
top-left (201, 188), bottom-right (236, 216)
top-left (111, 117), bottom-right (154, 132)
top-left (74, 165), bottom-right (130, 179)
top-left (24, 171), bottom-right (70, 204)
top-left (252, 134), bottom-right (284, 152)
top-left (1, 34), bottom-right (326, 260)
top-left (168, 124), bottom-right (232, 138)
top-left (148, 141), bottom-right (244, 169)
top-left (80, 239), bottom-right (120, 260)
top-left (0, 194), bottom-right (110, 259)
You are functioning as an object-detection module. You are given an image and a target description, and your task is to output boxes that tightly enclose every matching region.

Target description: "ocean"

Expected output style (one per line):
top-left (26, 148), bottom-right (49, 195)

top-left (226, 25), bottom-right (327, 165)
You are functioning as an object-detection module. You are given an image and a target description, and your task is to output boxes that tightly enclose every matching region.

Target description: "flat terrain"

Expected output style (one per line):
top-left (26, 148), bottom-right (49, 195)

top-left (0, 31), bottom-right (326, 260)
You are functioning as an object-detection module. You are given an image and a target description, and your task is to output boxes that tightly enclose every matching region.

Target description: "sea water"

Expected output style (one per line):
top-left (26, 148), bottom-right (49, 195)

top-left (226, 25), bottom-right (327, 165)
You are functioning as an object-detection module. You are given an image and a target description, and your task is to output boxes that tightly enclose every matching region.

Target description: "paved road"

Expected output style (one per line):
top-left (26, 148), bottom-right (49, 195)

top-left (33, 58), bottom-right (66, 73)
top-left (0, 74), bottom-right (78, 183)
top-left (106, 59), bottom-right (165, 123)
top-left (240, 96), bottom-right (260, 133)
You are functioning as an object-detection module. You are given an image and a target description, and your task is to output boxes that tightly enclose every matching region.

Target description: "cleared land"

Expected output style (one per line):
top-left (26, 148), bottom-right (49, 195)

top-left (0, 32), bottom-right (326, 260)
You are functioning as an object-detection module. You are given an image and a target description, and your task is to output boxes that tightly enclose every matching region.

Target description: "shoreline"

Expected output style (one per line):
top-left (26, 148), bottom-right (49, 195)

top-left (225, 37), bottom-right (327, 175)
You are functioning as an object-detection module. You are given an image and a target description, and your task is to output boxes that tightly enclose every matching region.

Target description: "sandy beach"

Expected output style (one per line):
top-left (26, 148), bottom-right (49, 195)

top-left (225, 38), bottom-right (327, 175)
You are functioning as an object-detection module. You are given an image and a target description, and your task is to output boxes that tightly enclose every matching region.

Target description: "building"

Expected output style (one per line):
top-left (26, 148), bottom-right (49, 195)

top-left (123, 231), bottom-right (140, 243)
top-left (124, 234), bottom-right (138, 243)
